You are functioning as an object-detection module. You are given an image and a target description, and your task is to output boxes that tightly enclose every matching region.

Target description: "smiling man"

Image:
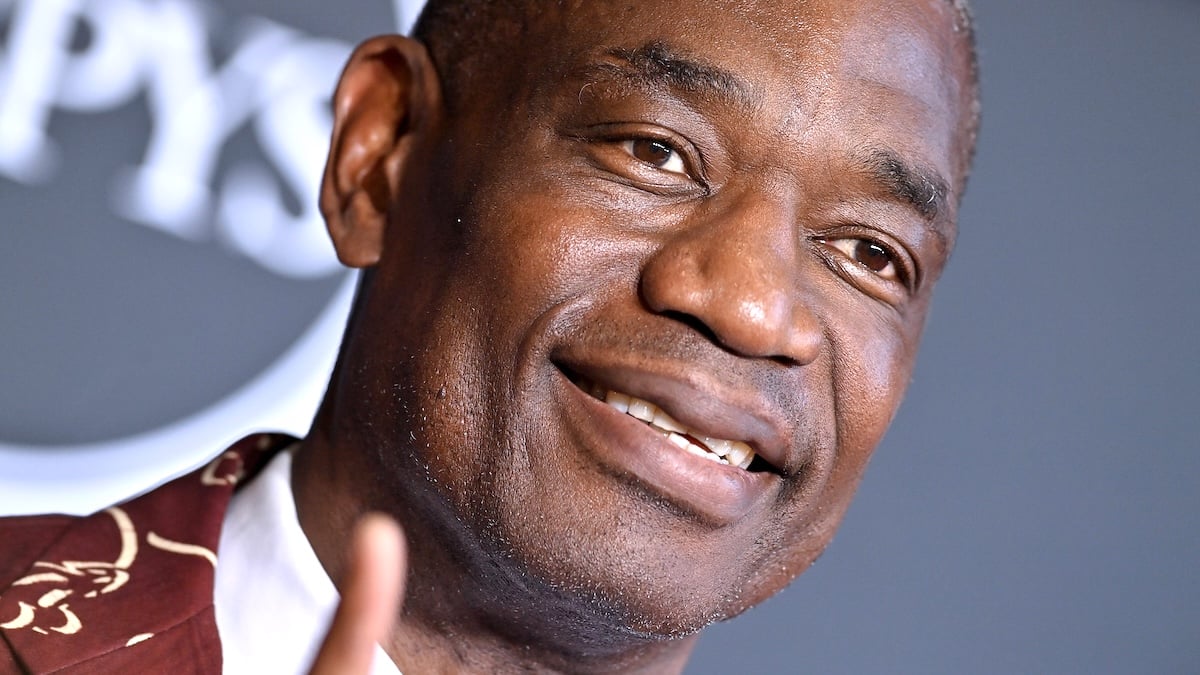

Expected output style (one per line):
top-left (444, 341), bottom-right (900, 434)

top-left (0, 0), bottom-right (978, 672)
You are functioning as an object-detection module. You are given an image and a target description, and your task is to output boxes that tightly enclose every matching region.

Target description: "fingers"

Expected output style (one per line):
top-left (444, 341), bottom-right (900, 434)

top-left (308, 513), bottom-right (407, 675)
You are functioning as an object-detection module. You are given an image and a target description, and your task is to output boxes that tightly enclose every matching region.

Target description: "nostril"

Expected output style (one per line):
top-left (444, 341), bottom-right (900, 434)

top-left (658, 310), bottom-right (807, 366)
top-left (769, 353), bottom-right (801, 368)
top-left (659, 309), bottom-right (722, 347)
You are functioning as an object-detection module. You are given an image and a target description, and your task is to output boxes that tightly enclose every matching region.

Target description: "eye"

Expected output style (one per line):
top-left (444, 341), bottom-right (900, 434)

top-left (578, 125), bottom-right (706, 196)
top-left (621, 139), bottom-right (687, 176)
top-left (823, 237), bottom-right (905, 284)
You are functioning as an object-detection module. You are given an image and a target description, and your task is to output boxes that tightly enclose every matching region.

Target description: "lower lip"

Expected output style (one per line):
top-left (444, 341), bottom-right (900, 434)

top-left (555, 370), bottom-right (777, 526)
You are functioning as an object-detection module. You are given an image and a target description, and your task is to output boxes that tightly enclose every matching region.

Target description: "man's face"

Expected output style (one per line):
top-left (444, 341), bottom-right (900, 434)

top-left (339, 0), bottom-right (971, 636)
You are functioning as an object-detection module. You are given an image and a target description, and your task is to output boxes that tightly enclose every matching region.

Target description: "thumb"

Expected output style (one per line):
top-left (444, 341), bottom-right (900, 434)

top-left (308, 513), bottom-right (407, 675)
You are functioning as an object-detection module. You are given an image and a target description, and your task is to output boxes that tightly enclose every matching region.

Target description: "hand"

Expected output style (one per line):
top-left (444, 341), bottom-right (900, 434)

top-left (308, 514), bottom-right (407, 675)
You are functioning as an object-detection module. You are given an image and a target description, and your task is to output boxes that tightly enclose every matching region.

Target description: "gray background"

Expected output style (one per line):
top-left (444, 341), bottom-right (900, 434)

top-left (692, 1), bottom-right (1200, 672)
top-left (1, 0), bottom-right (1197, 672)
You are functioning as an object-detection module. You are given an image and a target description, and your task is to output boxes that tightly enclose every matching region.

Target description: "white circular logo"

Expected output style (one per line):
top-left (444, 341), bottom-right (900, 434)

top-left (0, 0), bottom-right (425, 514)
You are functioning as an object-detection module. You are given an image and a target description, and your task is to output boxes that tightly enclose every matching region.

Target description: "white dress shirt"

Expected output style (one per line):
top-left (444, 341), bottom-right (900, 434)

top-left (213, 448), bottom-right (400, 675)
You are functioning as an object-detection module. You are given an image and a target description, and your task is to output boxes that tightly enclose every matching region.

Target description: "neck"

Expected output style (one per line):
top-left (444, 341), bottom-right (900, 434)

top-left (291, 419), bottom-right (697, 674)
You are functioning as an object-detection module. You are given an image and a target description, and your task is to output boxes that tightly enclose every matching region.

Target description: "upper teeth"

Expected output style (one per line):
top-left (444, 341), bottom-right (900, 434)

top-left (589, 384), bottom-right (756, 470)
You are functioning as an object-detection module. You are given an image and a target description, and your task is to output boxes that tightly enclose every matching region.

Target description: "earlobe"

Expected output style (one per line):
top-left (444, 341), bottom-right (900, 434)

top-left (320, 35), bottom-right (442, 269)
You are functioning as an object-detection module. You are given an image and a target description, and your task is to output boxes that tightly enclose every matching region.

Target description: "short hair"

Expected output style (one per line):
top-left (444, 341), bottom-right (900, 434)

top-left (411, 0), bottom-right (529, 112)
top-left (413, 0), bottom-right (981, 186)
top-left (948, 0), bottom-right (982, 178)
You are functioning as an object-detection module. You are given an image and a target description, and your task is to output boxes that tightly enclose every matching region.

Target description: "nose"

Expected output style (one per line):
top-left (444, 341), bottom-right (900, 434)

top-left (639, 193), bottom-right (823, 366)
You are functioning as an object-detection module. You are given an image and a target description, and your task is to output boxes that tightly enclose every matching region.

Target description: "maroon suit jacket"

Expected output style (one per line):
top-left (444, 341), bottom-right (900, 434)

top-left (0, 434), bottom-right (291, 674)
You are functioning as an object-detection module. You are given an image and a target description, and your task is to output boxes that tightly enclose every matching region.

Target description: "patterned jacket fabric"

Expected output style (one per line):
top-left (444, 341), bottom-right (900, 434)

top-left (0, 434), bottom-right (291, 674)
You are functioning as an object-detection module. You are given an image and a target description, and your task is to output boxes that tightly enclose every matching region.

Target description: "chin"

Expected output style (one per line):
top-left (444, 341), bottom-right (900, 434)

top-left (473, 488), bottom-right (819, 649)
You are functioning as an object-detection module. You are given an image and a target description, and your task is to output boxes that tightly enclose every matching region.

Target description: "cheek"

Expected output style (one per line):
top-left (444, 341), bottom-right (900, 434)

top-left (464, 186), bottom-right (647, 314)
top-left (844, 328), bottom-right (910, 429)
top-left (826, 308), bottom-right (921, 488)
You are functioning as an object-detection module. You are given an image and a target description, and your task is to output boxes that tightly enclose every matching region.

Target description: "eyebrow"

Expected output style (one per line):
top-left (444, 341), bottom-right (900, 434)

top-left (582, 41), bottom-right (762, 112)
top-left (857, 148), bottom-right (951, 225)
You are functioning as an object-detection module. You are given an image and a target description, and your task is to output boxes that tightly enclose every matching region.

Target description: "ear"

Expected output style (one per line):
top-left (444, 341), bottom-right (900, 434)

top-left (320, 35), bottom-right (443, 268)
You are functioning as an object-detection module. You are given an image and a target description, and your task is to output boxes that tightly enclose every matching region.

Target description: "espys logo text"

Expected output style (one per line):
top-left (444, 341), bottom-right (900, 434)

top-left (0, 0), bottom-right (354, 277)
top-left (0, 0), bottom-right (420, 515)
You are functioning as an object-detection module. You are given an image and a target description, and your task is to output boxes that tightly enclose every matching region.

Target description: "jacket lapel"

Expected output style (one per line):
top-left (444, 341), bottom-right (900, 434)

top-left (0, 434), bottom-right (288, 673)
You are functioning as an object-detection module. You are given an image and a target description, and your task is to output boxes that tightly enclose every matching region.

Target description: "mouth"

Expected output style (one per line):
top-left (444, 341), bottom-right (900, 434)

top-left (569, 374), bottom-right (778, 474)
top-left (553, 360), bottom-right (788, 525)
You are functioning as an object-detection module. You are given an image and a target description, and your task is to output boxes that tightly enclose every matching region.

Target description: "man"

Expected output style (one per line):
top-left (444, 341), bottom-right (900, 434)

top-left (0, 0), bottom-right (979, 672)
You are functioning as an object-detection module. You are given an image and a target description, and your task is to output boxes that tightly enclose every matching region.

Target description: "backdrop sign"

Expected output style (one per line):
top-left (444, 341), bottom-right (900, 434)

top-left (0, 0), bottom-right (424, 514)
